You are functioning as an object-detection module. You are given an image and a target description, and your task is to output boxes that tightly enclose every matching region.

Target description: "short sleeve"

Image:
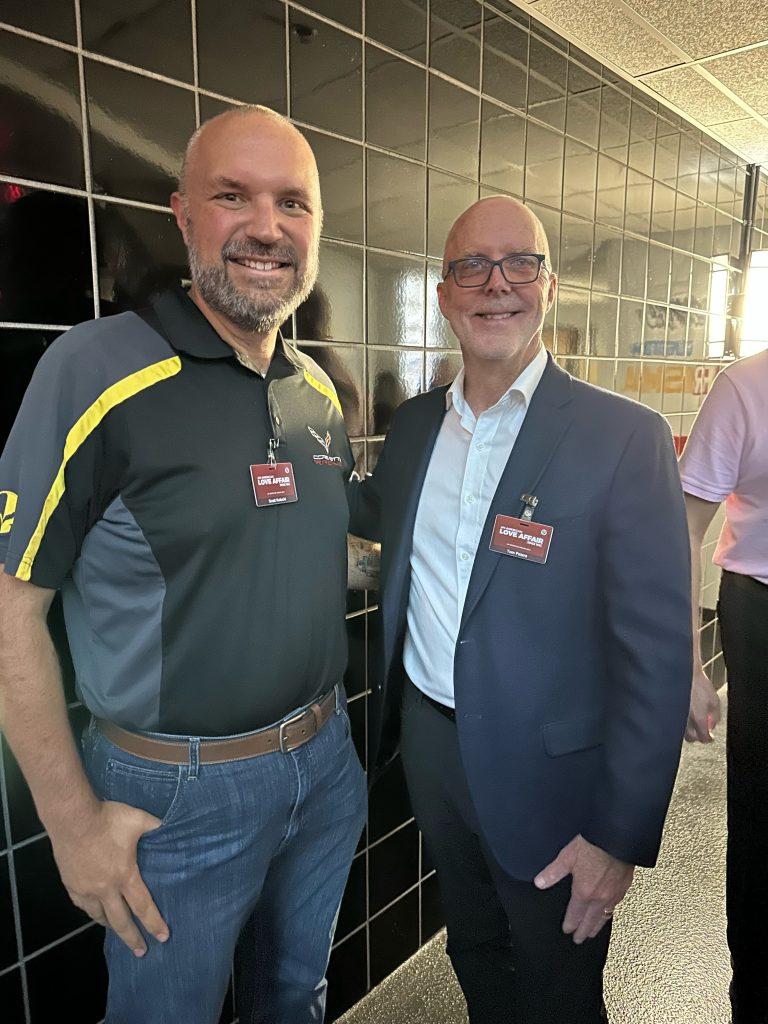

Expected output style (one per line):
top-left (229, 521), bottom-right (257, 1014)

top-left (0, 338), bottom-right (104, 588)
top-left (678, 370), bottom-right (746, 503)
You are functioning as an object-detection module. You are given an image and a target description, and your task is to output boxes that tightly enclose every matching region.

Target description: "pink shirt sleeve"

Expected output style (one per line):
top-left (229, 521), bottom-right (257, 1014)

top-left (678, 370), bottom-right (746, 503)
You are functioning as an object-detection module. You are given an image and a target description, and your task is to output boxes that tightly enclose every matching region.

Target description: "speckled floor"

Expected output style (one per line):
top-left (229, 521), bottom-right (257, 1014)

top-left (339, 698), bottom-right (731, 1024)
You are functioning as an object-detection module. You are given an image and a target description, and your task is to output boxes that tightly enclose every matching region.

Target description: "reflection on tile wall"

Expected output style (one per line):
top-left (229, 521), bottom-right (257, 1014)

top-left (0, 0), bottom-right (759, 1020)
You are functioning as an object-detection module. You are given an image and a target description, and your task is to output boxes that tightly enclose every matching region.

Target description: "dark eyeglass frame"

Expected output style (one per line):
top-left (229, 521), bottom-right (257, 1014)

top-left (444, 253), bottom-right (548, 288)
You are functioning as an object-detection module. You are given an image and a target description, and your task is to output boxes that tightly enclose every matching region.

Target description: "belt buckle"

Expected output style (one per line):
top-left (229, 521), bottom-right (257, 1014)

top-left (279, 708), bottom-right (312, 753)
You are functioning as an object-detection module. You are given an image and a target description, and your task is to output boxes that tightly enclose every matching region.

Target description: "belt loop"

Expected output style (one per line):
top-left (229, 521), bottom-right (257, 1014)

top-left (188, 737), bottom-right (200, 780)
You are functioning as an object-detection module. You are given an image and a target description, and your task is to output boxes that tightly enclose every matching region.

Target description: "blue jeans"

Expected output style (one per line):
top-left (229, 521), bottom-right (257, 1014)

top-left (81, 689), bottom-right (367, 1024)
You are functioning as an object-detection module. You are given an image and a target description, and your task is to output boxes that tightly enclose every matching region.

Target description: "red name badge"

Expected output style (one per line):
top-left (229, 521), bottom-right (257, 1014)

top-left (250, 463), bottom-right (298, 506)
top-left (490, 514), bottom-right (554, 564)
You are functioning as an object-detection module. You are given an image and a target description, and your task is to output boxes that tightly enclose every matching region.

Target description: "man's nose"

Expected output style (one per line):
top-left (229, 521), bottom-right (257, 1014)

top-left (483, 263), bottom-right (513, 293)
top-left (246, 199), bottom-right (282, 244)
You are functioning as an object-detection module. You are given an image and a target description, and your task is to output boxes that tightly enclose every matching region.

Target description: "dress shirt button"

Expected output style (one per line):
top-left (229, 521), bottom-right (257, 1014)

top-left (465, 494), bottom-right (475, 505)
top-left (476, 442), bottom-right (487, 451)
top-left (460, 551), bottom-right (471, 561)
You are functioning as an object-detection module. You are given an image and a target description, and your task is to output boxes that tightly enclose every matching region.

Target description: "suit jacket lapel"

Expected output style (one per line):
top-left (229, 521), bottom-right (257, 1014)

top-left (383, 386), bottom-right (448, 663)
top-left (460, 357), bottom-right (574, 630)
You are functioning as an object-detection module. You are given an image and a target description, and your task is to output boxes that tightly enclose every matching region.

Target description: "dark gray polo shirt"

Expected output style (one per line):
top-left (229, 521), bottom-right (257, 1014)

top-left (0, 289), bottom-right (353, 735)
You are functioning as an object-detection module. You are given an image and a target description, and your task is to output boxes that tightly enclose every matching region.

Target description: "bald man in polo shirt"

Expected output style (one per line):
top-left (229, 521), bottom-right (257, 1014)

top-left (0, 107), bottom-right (366, 1024)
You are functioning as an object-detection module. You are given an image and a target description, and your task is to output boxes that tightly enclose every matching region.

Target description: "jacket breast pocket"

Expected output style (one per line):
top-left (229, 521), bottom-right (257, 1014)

top-left (541, 712), bottom-right (604, 757)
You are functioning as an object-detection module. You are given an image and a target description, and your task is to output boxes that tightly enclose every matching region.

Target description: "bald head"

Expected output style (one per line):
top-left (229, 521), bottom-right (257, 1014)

top-left (178, 106), bottom-right (321, 212)
top-left (443, 196), bottom-right (551, 272)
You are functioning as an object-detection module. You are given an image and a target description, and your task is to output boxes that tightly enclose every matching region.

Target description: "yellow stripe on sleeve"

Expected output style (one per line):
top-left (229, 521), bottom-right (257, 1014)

top-left (15, 356), bottom-right (182, 582)
top-left (303, 369), bottom-right (343, 417)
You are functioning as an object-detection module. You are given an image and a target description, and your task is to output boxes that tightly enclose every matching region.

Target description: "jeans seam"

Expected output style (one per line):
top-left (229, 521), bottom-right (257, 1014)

top-left (276, 750), bottom-right (303, 855)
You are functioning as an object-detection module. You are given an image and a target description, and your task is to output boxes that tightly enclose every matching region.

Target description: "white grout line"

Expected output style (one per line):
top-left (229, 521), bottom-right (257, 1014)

top-left (74, 0), bottom-right (101, 319)
top-left (190, 0), bottom-right (200, 127)
top-left (0, 322), bottom-right (73, 331)
top-left (0, 735), bottom-right (32, 1023)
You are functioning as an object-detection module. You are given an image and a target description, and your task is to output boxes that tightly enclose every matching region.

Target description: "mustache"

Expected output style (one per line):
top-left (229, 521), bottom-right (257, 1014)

top-left (222, 241), bottom-right (297, 265)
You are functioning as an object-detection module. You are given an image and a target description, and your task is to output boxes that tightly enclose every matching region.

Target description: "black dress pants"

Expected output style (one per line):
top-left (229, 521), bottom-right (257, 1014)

top-left (400, 680), bottom-right (611, 1024)
top-left (719, 570), bottom-right (768, 1024)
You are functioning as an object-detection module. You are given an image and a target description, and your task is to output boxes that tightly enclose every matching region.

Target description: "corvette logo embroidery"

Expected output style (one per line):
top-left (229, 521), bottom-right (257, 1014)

top-left (308, 426), bottom-right (332, 453)
top-left (308, 426), bottom-right (343, 467)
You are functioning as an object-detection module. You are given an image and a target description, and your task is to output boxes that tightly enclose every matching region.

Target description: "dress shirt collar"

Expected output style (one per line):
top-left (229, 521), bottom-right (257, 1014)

top-left (446, 344), bottom-right (549, 420)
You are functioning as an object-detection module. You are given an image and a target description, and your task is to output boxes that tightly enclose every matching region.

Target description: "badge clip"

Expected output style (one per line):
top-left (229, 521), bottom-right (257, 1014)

top-left (520, 493), bottom-right (539, 521)
top-left (267, 437), bottom-right (278, 469)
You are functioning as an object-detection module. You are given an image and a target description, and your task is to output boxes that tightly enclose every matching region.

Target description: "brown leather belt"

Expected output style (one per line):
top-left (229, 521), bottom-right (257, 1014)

top-left (95, 687), bottom-right (338, 765)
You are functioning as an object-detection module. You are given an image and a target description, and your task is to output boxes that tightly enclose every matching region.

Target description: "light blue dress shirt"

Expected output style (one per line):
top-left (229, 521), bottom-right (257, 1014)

top-left (403, 345), bottom-right (548, 707)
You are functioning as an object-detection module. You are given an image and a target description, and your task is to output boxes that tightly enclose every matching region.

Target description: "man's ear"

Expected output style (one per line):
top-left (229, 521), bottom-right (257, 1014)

top-left (170, 192), bottom-right (189, 244)
top-left (436, 279), bottom-right (447, 317)
top-left (546, 273), bottom-right (557, 312)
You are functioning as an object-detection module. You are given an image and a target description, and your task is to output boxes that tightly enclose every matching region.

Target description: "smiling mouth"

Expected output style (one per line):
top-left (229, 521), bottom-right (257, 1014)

top-left (476, 311), bottom-right (519, 319)
top-left (228, 258), bottom-right (291, 272)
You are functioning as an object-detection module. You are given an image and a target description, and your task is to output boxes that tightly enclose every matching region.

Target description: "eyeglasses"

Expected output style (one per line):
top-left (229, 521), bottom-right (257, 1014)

top-left (444, 253), bottom-right (548, 288)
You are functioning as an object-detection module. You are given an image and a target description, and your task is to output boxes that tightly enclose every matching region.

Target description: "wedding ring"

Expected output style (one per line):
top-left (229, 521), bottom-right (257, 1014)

top-left (602, 907), bottom-right (614, 917)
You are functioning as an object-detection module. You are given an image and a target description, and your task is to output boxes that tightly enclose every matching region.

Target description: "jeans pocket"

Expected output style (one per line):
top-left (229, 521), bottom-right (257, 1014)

top-left (105, 757), bottom-right (185, 827)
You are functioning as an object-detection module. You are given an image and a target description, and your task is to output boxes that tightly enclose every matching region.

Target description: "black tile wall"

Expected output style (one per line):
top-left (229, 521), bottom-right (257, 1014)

top-left (93, 202), bottom-right (189, 312)
top-left (196, 0), bottom-right (287, 111)
top-left (430, 0), bottom-right (482, 90)
top-left (0, 32), bottom-right (84, 189)
top-left (80, 0), bottom-right (194, 83)
top-left (86, 60), bottom-right (195, 205)
top-left (326, 927), bottom-right (368, 1022)
top-left (480, 100), bottom-right (525, 197)
top-left (0, 967), bottom-right (26, 1024)
top-left (0, 853), bottom-right (18, 970)
top-left (0, 1), bottom-right (750, 1020)
top-left (367, 151), bottom-right (426, 253)
top-left (369, 887), bottom-right (419, 986)
top-left (289, 12), bottom-right (362, 139)
top-left (368, 821), bottom-right (419, 916)
top-left (0, 190), bottom-right (92, 326)
top-left (15, 839), bottom-right (90, 955)
top-left (428, 75), bottom-right (480, 180)
top-left (25, 925), bottom-right (108, 1024)
top-left (297, 241), bottom-right (365, 343)
top-left (366, 45), bottom-right (426, 162)
top-left (301, 130), bottom-right (365, 243)
top-left (0, 3), bottom-right (77, 43)
top-left (366, 0), bottom-right (427, 62)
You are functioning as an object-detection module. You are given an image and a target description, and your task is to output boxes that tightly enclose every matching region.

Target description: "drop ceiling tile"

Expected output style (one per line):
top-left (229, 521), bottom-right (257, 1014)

top-left (529, 0), bottom-right (680, 75)
top-left (640, 66), bottom-right (749, 125)
top-left (704, 45), bottom-right (768, 115)
top-left (628, 0), bottom-right (768, 61)
top-left (709, 118), bottom-right (768, 163)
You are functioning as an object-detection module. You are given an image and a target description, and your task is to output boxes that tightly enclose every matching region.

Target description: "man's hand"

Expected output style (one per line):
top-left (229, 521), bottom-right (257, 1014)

top-left (534, 834), bottom-right (634, 943)
top-left (684, 667), bottom-right (722, 743)
top-left (51, 801), bottom-right (169, 956)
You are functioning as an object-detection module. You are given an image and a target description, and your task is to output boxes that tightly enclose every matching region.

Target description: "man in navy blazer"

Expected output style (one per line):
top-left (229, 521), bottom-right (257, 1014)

top-left (349, 196), bottom-right (692, 1023)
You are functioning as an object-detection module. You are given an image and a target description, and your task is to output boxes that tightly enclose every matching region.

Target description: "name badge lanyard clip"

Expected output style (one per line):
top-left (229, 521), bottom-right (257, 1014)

top-left (267, 383), bottom-right (286, 467)
top-left (520, 493), bottom-right (539, 521)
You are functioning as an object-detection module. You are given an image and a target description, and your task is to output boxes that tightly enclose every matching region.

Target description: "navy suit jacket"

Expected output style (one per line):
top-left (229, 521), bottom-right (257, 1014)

top-left (349, 355), bottom-right (693, 881)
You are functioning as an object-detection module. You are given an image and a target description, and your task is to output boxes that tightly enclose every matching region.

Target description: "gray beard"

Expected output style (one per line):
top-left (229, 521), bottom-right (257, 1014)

top-left (186, 231), bottom-right (318, 334)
